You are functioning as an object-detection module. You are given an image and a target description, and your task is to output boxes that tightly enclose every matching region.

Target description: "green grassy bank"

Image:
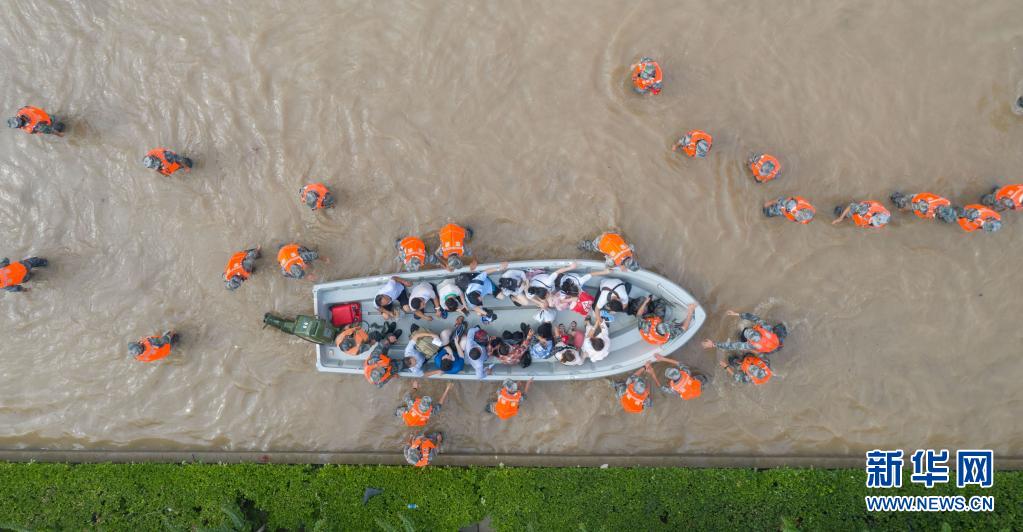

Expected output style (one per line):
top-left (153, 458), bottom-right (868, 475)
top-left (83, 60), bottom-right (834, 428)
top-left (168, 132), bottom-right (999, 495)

top-left (0, 463), bottom-right (1018, 530)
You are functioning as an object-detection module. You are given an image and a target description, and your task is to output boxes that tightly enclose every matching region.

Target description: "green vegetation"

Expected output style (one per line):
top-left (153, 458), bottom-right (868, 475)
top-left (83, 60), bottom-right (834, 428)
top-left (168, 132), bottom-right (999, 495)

top-left (0, 463), bottom-right (1018, 530)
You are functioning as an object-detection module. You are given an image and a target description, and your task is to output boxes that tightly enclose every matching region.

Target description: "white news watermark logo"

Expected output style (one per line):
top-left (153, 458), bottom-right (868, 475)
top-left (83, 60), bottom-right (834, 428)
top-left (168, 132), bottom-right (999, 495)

top-left (864, 449), bottom-right (994, 512)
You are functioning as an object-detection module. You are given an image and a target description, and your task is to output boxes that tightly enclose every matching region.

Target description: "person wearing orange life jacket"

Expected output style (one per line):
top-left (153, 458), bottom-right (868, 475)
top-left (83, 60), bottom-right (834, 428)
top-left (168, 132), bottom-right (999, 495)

top-left (277, 243), bottom-right (319, 279)
top-left (889, 191), bottom-right (956, 223)
top-left (701, 310), bottom-right (787, 356)
top-left (223, 247), bottom-right (261, 290)
top-left (396, 382), bottom-right (453, 427)
top-left (630, 57), bottom-right (663, 95)
top-left (486, 378), bottom-right (533, 420)
top-left (403, 432), bottom-right (443, 467)
top-left (434, 223), bottom-right (476, 271)
top-left (394, 235), bottom-right (438, 272)
top-left (763, 196), bottom-right (816, 224)
top-left (7, 106), bottom-right (65, 135)
top-left (832, 200), bottom-right (891, 228)
top-left (143, 148), bottom-right (193, 176)
top-left (721, 353), bottom-right (773, 385)
top-left (128, 331), bottom-right (180, 363)
top-left (0, 256), bottom-right (48, 293)
top-left (748, 153), bottom-right (782, 183)
top-left (636, 297), bottom-right (697, 346)
top-left (612, 367), bottom-right (654, 414)
top-left (578, 232), bottom-right (639, 272)
top-left (982, 184), bottom-right (1023, 212)
top-left (648, 354), bottom-right (707, 401)
top-left (955, 204), bottom-right (1002, 233)
top-left (299, 182), bottom-right (335, 210)
top-left (364, 352), bottom-right (400, 388)
top-left (672, 129), bottom-right (713, 158)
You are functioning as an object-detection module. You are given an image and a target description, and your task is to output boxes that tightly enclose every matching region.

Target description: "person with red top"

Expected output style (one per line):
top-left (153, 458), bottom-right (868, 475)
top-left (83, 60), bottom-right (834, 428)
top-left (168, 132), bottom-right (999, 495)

top-left (701, 310), bottom-right (786, 356)
top-left (630, 57), bottom-right (663, 95)
top-left (396, 382), bottom-right (453, 427)
top-left (889, 191), bottom-right (956, 223)
top-left (0, 256), bottom-right (48, 293)
top-left (672, 130), bottom-right (713, 158)
top-left (7, 106), bottom-right (65, 135)
top-left (613, 367), bottom-right (654, 414)
top-left (981, 184), bottom-right (1023, 212)
top-left (299, 182), bottom-right (335, 210)
top-left (832, 200), bottom-right (890, 228)
top-left (129, 331), bottom-right (180, 362)
top-left (143, 148), bottom-right (193, 176)
top-left (763, 196), bottom-right (816, 224)
top-left (403, 432), bottom-right (443, 467)
top-left (648, 354), bottom-right (706, 401)
top-left (487, 378), bottom-right (533, 420)
top-left (223, 247), bottom-right (261, 291)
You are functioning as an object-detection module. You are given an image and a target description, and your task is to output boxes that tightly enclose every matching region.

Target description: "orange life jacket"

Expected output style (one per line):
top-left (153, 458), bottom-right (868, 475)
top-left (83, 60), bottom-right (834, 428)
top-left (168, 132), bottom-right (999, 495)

top-left (300, 183), bottom-right (331, 209)
top-left (910, 193), bottom-right (951, 219)
top-left (438, 224), bottom-right (467, 258)
top-left (223, 251), bottom-right (251, 282)
top-left (669, 372), bottom-right (703, 400)
top-left (748, 324), bottom-right (780, 354)
top-left (494, 388), bottom-right (522, 420)
top-left (16, 106), bottom-right (52, 133)
top-left (680, 130), bottom-right (713, 158)
top-left (335, 327), bottom-right (370, 355)
top-left (410, 437), bottom-right (437, 467)
top-left (401, 398), bottom-right (434, 427)
top-left (399, 236), bottom-right (427, 266)
top-left (741, 355), bottom-right (773, 385)
top-left (749, 154), bottom-right (781, 183)
top-left (277, 244), bottom-right (305, 274)
top-left (639, 315), bottom-right (670, 345)
top-left (957, 204), bottom-right (1001, 232)
top-left (135, 336), bottom-right (172, 363)
top-left (620, 382), bottom-right (649, 413)
top-left (995, 185), bottom-right (1023, 210)
top-left (782, 196), bottom-right (815, 224)
top-left (363, 354), bottom-right (394, 384)
top-left (146, 148), bottom-right (184, 176)
top-left (851, 201), bottom-right (889, 228)
top-left (631, 61), bottom-right (663, 94)
top-left (596, 233), bottom-right (633, 267)
top-left (0, 261), bottom-right (28, 289)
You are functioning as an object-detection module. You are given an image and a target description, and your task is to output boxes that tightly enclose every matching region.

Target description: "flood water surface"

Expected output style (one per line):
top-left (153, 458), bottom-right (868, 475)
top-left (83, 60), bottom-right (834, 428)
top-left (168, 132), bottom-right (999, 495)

top-left (1, 0), bottom-right (1022, 459)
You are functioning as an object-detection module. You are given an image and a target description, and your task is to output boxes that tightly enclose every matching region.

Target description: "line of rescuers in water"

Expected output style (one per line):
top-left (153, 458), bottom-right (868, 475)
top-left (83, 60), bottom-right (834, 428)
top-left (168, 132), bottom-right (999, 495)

top-left (630, 60), bottom-right (1017, 233)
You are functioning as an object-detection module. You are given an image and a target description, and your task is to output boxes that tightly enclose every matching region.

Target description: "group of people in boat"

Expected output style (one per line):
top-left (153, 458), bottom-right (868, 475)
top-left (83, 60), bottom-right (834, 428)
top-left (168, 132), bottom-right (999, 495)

top-left (633, 59), bottom-right (1020, 232)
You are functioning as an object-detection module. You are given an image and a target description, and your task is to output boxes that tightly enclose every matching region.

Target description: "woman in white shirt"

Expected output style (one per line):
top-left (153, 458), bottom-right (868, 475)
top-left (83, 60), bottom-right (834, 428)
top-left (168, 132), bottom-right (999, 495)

top-left (581, 312), bottom-right (610, 362)
top-left (406, 281), bottom-right (442, 320)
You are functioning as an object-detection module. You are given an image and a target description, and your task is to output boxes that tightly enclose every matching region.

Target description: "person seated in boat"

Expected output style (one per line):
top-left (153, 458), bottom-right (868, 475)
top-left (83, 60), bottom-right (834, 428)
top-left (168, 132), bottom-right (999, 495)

top-left (956, 204), bottom-right (1002, 233)
top-left (550, 269), bottom-right (601, 315)
top-left (404, 326), bottom-right (444, 378)
top-left (981, 184), bottom-right (1023, 212)
top-left (525, 262), bottom-right (578, 305)
top-left (594, 276), bottom-right (630, 314)
top-left (129, 331), bottom-right (180, 362)
top-left (636, 298), bottom-right (698, 346)
top-left (8, 105), bottom-right (65, 135)
top-left (335, 321), bottom-right (401, 356)
top-left (527, 322), bottom-right (556, 361)
top-left (672, 130), bottom-right (713, 159)
top-left (434, 223), bottom-right (477, 271)
top-left (553, 339), bottom-right (584, 366)
top-left (395, 235), bottom-right (437, 272)
top-left (649, 354), bottom-right (705, 400)
top-left (223, 247), bottom-right (261, 290)
top-left (613, 367), bottom-right (653, 414)
top-left (832, 200), bottom-right (890, 228)
top-left (143, 147), bottom-right (193, 176)
top-left (889, 191), bottom-right (956, 223)
top-left (487, 379), bottom-right (533, 420)
top-left (364, 352), bottom-right (400, 388)
top-left (459, 262), bottom-right (508, 322)
top-left (299, 182), bottom-right (335, 210)
top-left (435, 276), bottom-right (468, 316)
top-left (721, 353), bottom-right (773, 385)
top-left (493, 324), bottom-right (530, 366)
top-left (404, 281), bottom-right (442, 321)
top-left (396, 381), bottom-right (453, 427)
top-left (581, 312), bottom-right (610, 362)
top-left (404, 432), bottom-right (443, 468)
top-left (277, 243), bottom-right (319, 280)
top-left (701, 310), bottom-right (787, 356)
top-left (424, 319), bottom-right (468, 376)
top-left (456, 325), bottom-right (493, 380)
top-left (579, 233), bottom-right (639, 272)
top-left (495, 268), bottom-right (531, 306)
top-left (630, 57), bottom-right (663, 95)
top-left (375, 276), bottom-right (411, 320)
top-left (763, 196), bottom-right (816, 225)
top-left (1, 256), bottom-right (48, 293)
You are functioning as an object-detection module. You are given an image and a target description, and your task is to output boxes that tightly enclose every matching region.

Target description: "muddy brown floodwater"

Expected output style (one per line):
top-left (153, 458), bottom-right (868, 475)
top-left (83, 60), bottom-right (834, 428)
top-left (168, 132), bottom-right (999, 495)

top-left (1, 0), bottom-right (1022, 461)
